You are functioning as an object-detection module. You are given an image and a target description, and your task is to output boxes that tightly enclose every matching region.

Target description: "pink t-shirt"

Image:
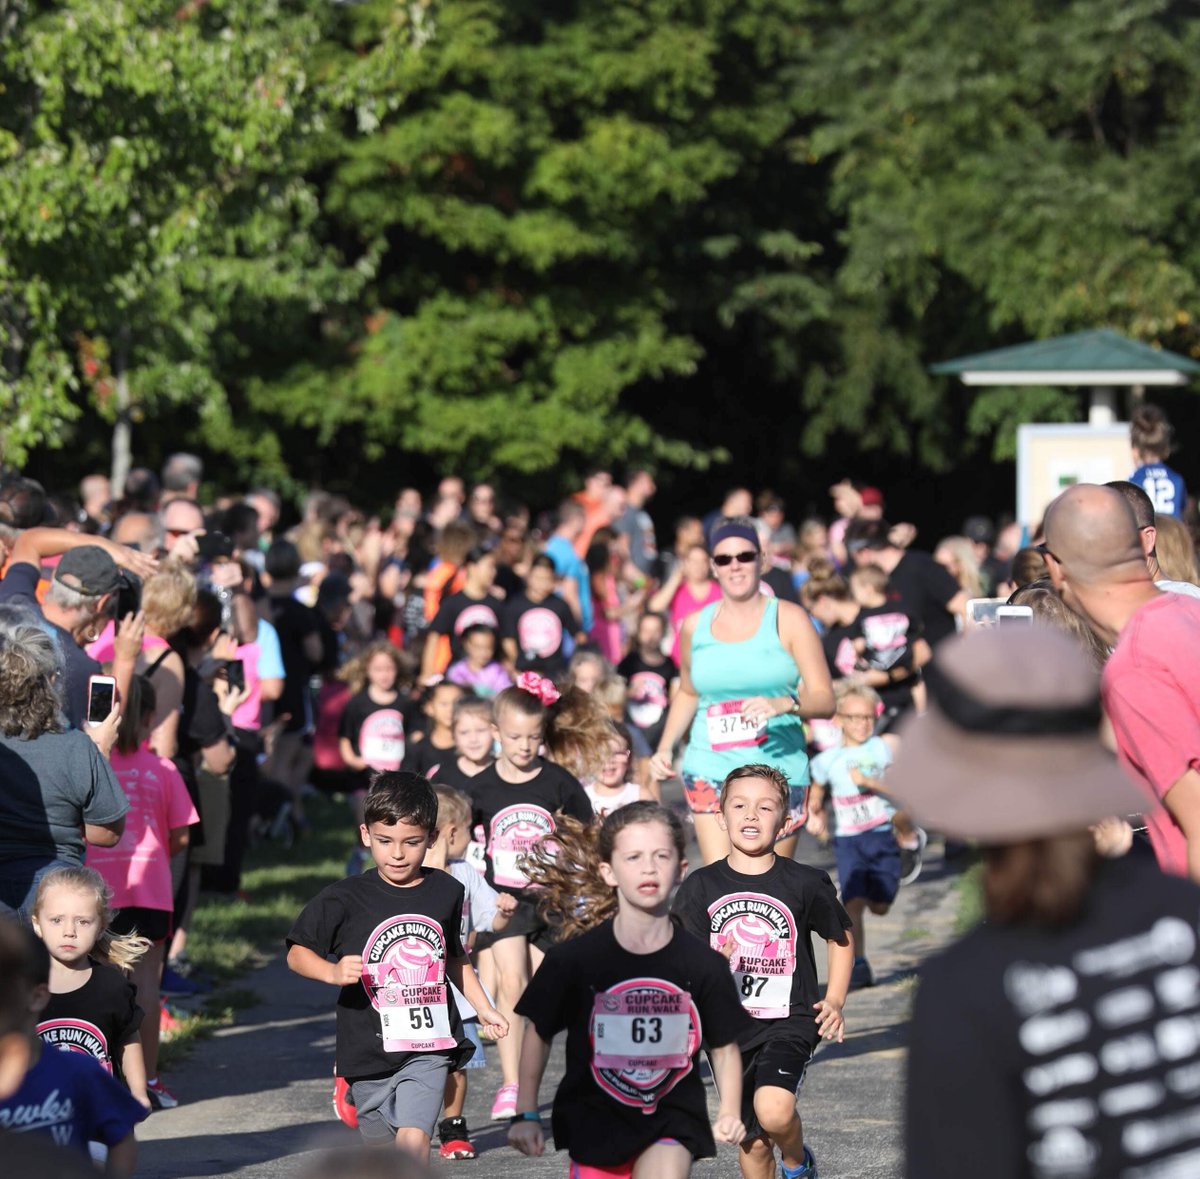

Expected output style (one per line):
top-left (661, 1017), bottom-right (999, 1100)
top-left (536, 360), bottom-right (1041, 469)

top-left (231, 640), bottom-right (263, 731)
top-left (85, 622), bottom-right (170, 665)
top-left (87, 746), bottom-right (199, 910)
top-left (669, 580), bottom-right (722, 662)
top-left (1102, 593), bottom-right (1200, 877)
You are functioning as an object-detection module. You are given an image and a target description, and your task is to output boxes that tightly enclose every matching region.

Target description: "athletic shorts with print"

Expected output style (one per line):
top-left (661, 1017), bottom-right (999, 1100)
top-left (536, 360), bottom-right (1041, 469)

top-left (681, 772), bottom-right (807, 839)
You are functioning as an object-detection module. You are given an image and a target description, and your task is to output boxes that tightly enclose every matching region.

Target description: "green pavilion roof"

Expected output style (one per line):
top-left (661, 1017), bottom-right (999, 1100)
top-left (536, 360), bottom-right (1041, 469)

top-left (930, 328), bottom-right (1200, 386)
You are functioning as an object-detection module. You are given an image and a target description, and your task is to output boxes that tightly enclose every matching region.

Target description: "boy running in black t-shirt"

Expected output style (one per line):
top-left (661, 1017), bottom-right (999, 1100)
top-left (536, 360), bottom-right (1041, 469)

top-left (286, 772), bottom-right (507, 1158)
top-left (675, 764), bottom-right (853, 1179)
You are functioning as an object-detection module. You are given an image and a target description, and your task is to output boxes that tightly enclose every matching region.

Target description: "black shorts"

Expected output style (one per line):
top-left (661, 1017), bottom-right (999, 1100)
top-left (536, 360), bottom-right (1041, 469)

top-left (110, 906), bottom-right (172, 945)
top-left (740, 1035), bottom-right (813, 1137)
top-left (472, 898), bottom-right (555, 954)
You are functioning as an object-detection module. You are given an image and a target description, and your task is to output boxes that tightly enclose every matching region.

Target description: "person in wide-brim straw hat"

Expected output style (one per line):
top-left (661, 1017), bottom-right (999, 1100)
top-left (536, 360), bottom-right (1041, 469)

top-left (899, 626), bottom-right (1200, 1179)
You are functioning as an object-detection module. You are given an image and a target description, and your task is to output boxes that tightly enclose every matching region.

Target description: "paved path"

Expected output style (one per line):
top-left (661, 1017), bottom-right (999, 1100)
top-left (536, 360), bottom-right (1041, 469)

top-left (139, 830), bottom-right (963, 1178)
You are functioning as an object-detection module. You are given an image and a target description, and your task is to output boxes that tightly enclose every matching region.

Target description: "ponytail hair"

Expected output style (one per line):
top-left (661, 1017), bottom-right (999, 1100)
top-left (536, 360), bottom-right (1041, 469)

top-left (542, 685), bottom-right (617, 781)
top-left (115, 675), bottom-right (156, 756)
top-left (522, 801), bottom-right (686, 941)
top-left (32, 866), bottom-right (151, 973)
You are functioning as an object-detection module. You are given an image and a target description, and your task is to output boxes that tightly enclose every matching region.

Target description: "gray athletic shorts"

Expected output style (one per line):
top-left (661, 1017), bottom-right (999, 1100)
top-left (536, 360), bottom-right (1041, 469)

top-left (350, 1053), bottom-right (452, 1141)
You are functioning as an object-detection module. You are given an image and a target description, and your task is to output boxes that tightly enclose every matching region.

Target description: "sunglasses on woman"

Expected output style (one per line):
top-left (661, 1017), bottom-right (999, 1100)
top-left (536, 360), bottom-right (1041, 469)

top-left (712, 550), bottom-right (759, 567)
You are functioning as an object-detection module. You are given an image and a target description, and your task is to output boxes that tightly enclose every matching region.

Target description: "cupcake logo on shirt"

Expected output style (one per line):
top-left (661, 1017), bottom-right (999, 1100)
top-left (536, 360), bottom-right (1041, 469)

top-left (589, 978), bottom-right (700, 1113)
top-left (359, 709), bottom-right (405, 772)
top-left (707, 892), bottom-right (797, 1019)
top-left (454, 605), bottom-right (499, 634)
top-left (518, 607), bottom-right (563, 659)
top-left (488, 805), bottom-right (556, 889)
top-left (36, 1019), bottom-right (111, 1072)
top-left (627, 671), bottom-right (668, 728)
top-left (360, 915), bottom-right (447, 1002)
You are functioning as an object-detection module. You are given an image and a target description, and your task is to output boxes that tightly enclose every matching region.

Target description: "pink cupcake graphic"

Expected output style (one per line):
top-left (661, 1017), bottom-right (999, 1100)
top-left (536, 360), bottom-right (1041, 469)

top-left (726, 914), bottom-right (779, 970)
top-left (390, 936), bottom-right (440, 985)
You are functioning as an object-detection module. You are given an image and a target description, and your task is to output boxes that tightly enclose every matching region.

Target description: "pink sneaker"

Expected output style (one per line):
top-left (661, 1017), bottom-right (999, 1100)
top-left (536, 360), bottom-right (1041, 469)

top-left (333, 1076), bottom-right (358, 1128)
top-left (490, 1082), bottom-right (518, 1120)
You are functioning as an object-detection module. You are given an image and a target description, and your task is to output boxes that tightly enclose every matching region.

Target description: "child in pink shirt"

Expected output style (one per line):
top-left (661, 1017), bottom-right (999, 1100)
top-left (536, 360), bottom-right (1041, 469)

top-left (88, 675), bottom-right (198, 1106)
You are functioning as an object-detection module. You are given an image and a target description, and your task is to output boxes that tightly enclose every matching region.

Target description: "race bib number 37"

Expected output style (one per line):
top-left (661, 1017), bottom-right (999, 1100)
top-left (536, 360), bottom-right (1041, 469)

top-left (705, 700), bottom-right (767, 751)
top-left (592, 990), bottom-right (691, 1070)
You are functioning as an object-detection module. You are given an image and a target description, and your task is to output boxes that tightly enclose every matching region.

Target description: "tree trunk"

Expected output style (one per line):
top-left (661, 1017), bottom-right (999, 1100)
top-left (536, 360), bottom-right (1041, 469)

top-left (110, 328), bottom-right (132, 492)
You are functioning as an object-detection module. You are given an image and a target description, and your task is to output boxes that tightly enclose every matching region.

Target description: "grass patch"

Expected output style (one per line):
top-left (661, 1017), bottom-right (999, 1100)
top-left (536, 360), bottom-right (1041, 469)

top-left (186, 793), bottom-right (351, 979)
top-left (900, 926), bottom-right (932, 941)
top-left (160, 793), bottom-right (351, 1067)
top-left (953, 860), bottom-right (985, 934)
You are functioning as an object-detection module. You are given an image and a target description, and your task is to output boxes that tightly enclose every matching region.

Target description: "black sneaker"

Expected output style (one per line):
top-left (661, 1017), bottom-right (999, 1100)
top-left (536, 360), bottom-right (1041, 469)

top-left (898, 827), bottom-right (928, 886)
top-left (849, 956), bottom-right (875, 990)
top-left (438, 1116), bottom-right (476, 1160)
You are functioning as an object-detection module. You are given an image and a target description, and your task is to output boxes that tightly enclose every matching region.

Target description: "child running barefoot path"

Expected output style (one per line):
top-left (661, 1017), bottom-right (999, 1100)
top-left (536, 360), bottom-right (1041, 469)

top-left (286, 772), bottom-right (508, 1159)
top-left (509, 802), bottom-right (750, 1178)
top-left (675, 765), bottom-right (853, 1179)
top-left (470, 675), bottom-right (593, 1120)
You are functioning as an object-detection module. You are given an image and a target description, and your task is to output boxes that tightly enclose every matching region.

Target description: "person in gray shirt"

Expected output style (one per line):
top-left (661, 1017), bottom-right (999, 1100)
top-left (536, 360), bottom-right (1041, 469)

top-left (0, 608), bottom-right (126, 916)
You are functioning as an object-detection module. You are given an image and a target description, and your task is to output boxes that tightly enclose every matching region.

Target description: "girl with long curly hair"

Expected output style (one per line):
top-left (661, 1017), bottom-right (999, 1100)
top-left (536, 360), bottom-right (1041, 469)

top-left (468, 674), bottom-right (593, 1121)
top-left (508, 801), bottom-right (749, 1176)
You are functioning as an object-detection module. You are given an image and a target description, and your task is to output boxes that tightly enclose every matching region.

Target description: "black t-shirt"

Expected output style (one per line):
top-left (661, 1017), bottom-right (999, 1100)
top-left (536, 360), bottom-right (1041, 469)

top-left (170, 662), bottom-right (228, 842)
top-left (430, 755), bottom-right (492, 800)
top-left (338, 691), bottom-right (406, 781)
top-left (270, 594), bottom-right (321, 733)
top-left (908, 854), bottom-right (1200, 1179)
top-left (673, 857), bottom-right (850, 1050)
top-left (857, 603), bottom-right (922, 712)
top-left (515, 919), bottom-right (751, 1166)
top-left (616, 651), bottom-right (677, 741)
top-left (502, 592), bottom-right (577, 676)
top-left (819, 618), bottom-right (862, 680)
top-left (887, 550), bottom-right (960, 648)
top-left (762, 565), bottom-right (799, 605)
top-left (401, 734), bottom-right (455, 780)
top-left (430, 592), bottom-right (504, 666)
top-left (0, 561), bottom-right (100, 729)
top-left (286, 867), bottom-right (473, 1079)
top-left (37, 960), bottom-right (143, 1078)
top-left (470, 759), bottom-right (592, 897)
top-left (493, 564), bottom-right (525, 601)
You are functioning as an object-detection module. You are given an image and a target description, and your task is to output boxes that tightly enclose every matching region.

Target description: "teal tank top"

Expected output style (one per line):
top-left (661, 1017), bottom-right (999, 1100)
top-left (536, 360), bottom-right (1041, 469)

top-left (682, 598), bottom-right (810, 786)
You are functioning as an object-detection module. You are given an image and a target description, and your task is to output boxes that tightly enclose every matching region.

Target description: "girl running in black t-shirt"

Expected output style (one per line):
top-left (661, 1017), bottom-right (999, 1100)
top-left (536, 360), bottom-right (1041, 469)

top-left (509, 802), bottom-right (751, 1177)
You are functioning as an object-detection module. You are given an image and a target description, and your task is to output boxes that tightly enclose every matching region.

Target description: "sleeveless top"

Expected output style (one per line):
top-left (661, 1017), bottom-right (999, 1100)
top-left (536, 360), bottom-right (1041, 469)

top-left (682, 598), bottom-right (809, 786)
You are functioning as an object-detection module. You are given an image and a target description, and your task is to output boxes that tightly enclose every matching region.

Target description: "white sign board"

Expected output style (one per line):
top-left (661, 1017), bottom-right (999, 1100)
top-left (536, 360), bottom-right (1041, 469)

top-left (1017, 422), bottom-right (1131, 528)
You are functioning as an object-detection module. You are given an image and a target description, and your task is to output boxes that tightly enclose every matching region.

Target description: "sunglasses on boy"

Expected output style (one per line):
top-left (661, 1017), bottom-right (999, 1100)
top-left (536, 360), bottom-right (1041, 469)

top-left (712, 550), bottom-right (759, 567)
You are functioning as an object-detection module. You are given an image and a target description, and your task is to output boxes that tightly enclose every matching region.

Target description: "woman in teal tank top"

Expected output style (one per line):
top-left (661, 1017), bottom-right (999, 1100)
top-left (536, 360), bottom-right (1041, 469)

top-left (649, 519), bottom-right (835, 864)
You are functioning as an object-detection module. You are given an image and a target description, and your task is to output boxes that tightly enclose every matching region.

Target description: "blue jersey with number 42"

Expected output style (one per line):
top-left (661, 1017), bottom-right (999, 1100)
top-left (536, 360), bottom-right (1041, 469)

top-left (1131, 462), bottom-right (1187, 518)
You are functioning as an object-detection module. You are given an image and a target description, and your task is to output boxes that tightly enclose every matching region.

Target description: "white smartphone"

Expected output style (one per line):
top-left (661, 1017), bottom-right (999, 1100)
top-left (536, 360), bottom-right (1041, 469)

top-left (996, 605), bottom-right (1034, 627)
top-left (86, 675), bottom-right (117, 727)
top-left (965, 597), bottom-right (1007, 629)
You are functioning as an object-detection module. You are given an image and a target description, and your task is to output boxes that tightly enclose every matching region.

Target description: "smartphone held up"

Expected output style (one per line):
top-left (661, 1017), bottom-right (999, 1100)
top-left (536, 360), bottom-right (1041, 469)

top-left (86, 675), bottom-right (117, 727)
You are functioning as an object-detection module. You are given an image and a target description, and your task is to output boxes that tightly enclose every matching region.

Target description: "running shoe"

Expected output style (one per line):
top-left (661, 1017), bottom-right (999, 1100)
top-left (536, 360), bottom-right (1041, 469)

top-left (147, 1078), bottom-right (179, 1110)
top-left (898, 826), bottom-right (928, 886)
top-left (438, 1116), bottom-right (477, 1160)
top-left (849, 957), bottom-right (876, 990)
top-left (781, 1145), bottom-right (818, 1178)
top-left (332, 1076), bottom-right (358, 1128)
top-left (160, 965), bottom-right (207, 996)
top-left (490, 1082), bottom-right (518, 1120)
top-left (159, 1001), bottom-right (183, 1035)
